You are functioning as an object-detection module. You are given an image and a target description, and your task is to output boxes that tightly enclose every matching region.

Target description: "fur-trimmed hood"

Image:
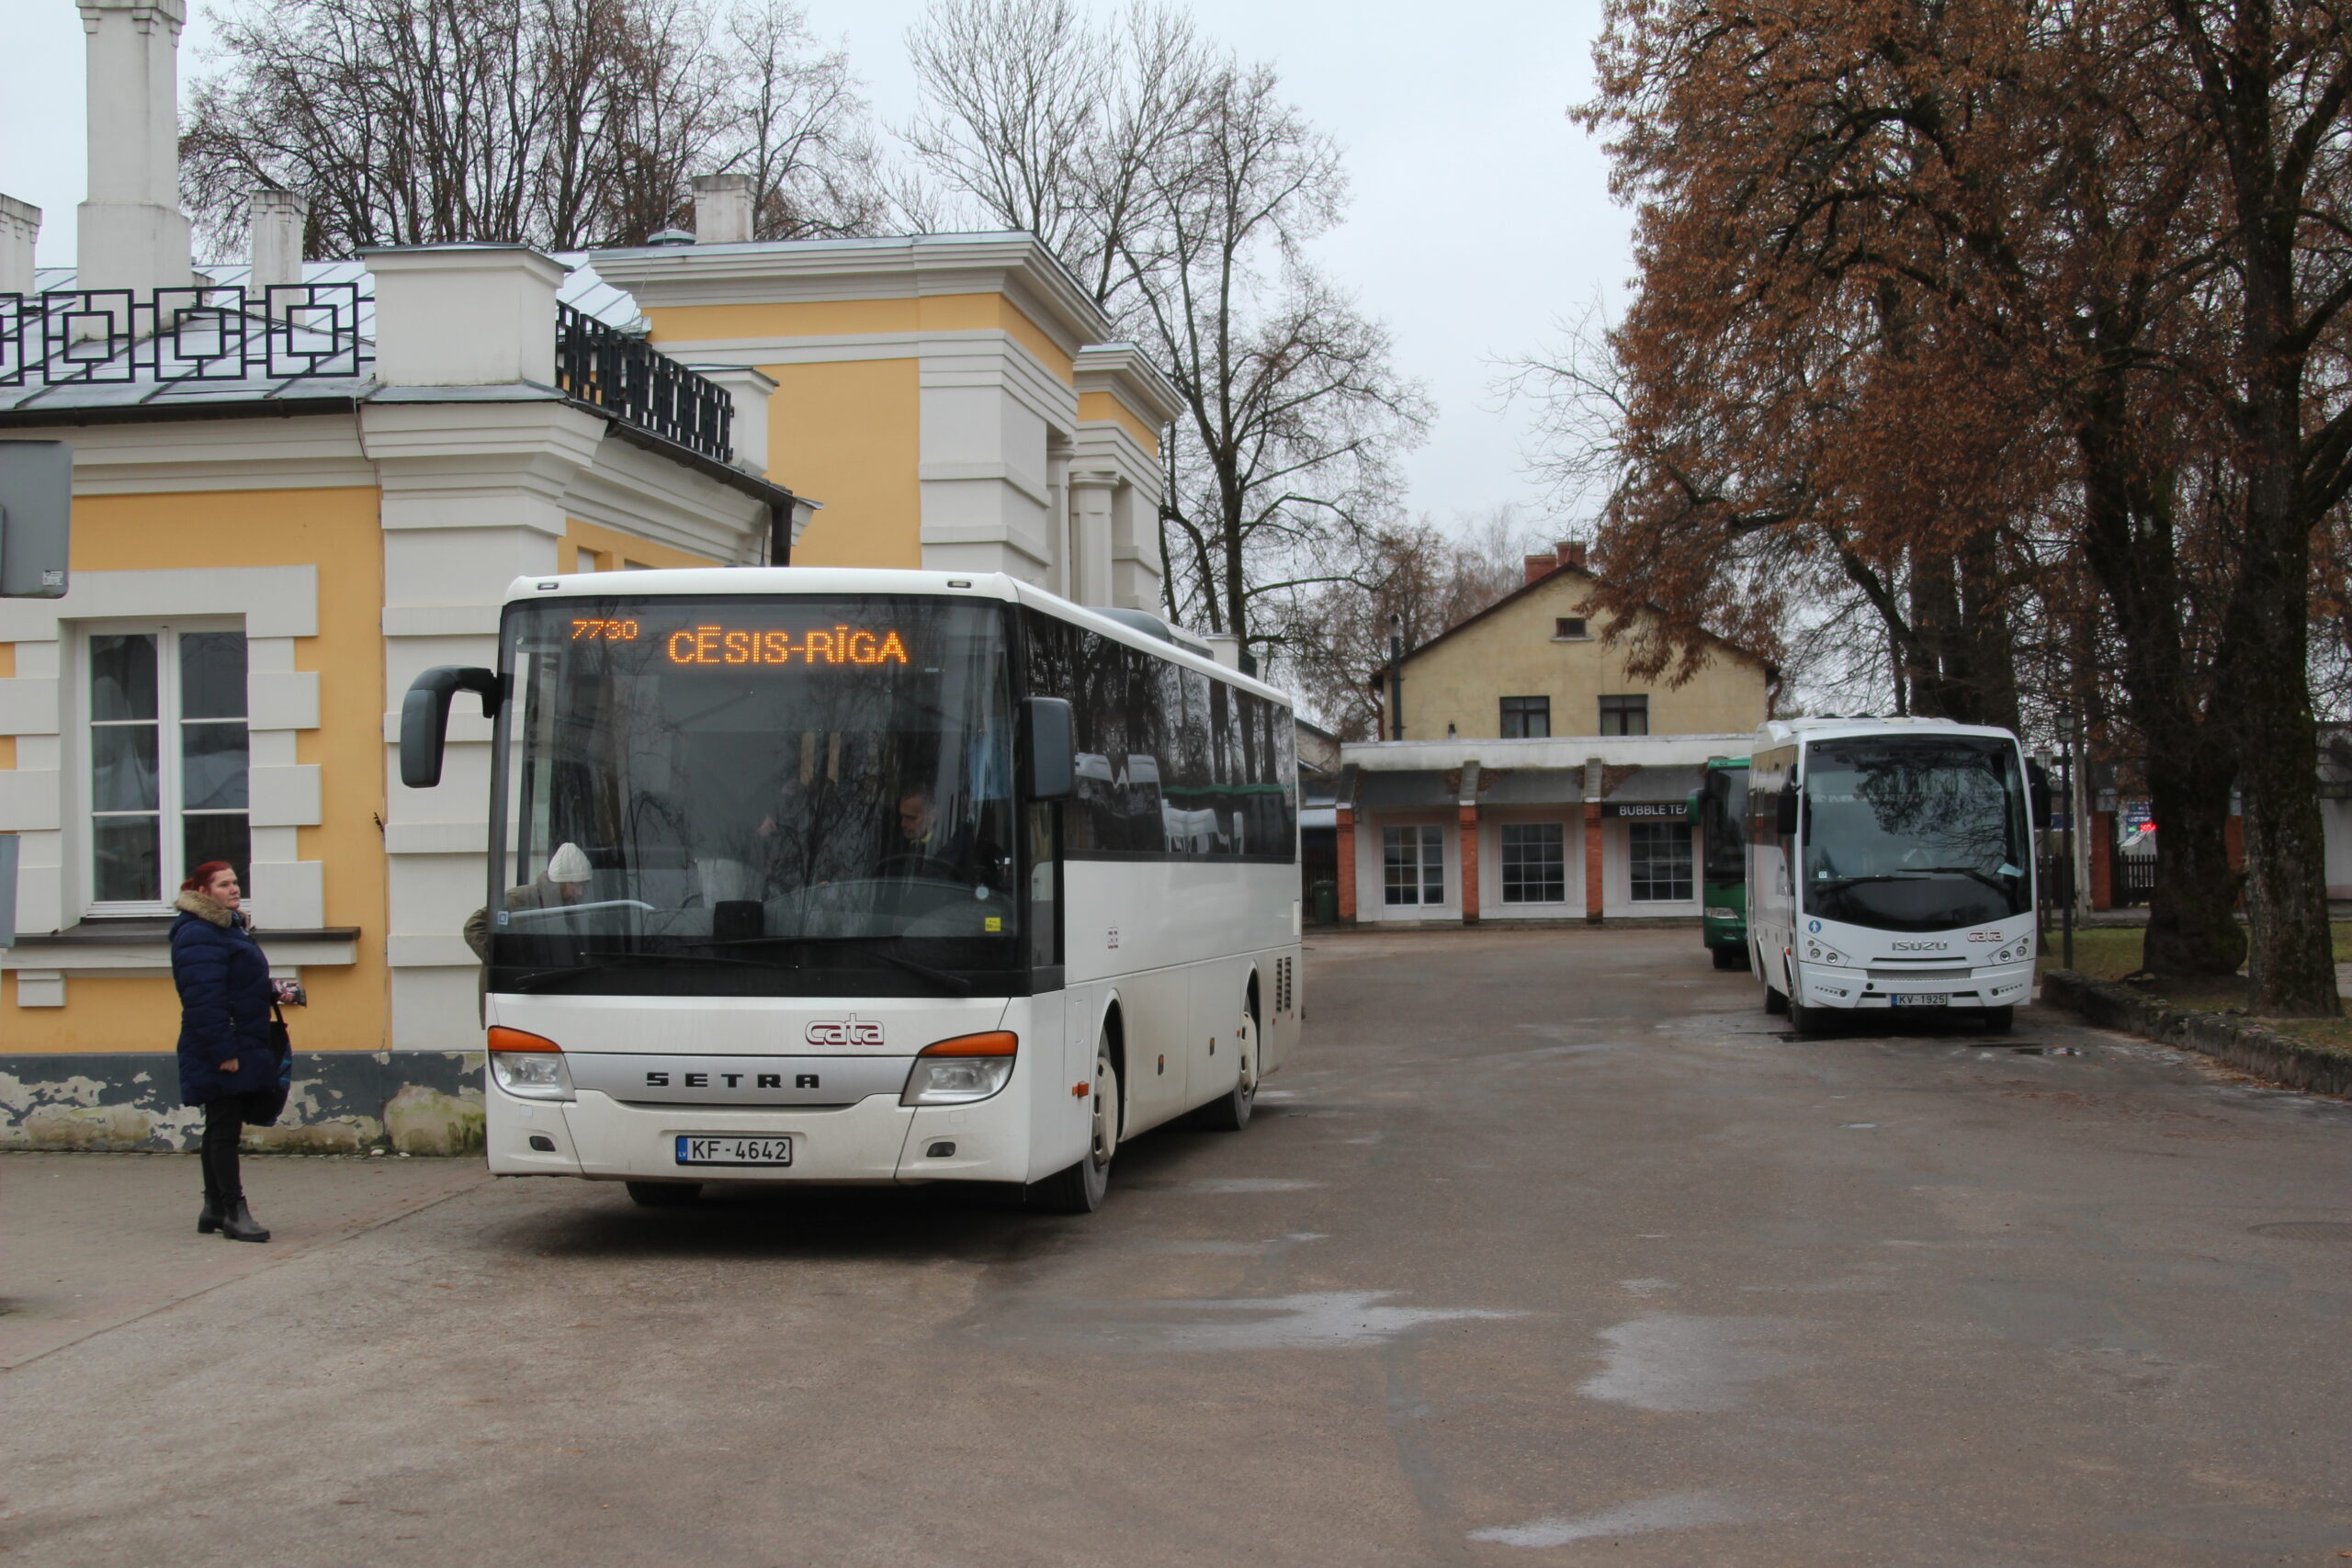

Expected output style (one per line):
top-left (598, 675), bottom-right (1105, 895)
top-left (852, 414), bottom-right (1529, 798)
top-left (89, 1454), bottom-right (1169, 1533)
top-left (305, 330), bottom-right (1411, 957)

top-left (174, 889), bottom-right (246, 930)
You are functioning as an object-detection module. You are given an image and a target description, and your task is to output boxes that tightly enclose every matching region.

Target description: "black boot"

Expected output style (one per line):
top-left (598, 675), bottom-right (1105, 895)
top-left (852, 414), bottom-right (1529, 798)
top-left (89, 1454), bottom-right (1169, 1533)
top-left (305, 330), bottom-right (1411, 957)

top-left (219, 1197), bottom-right (270, 1244)
top-left (198, 1191), bottom-right (225, 1235)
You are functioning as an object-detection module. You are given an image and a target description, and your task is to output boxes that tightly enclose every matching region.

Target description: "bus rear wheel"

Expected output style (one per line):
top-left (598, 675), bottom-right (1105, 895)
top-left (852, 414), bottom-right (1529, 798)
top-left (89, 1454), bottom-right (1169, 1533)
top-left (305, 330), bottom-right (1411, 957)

top-left (1029, 1039), bottom-right (1118, 1214)
top-left (626, 1181), bottom-right (702, 1207)
top-left (1193, 1000), bottom-right (1259, 1132)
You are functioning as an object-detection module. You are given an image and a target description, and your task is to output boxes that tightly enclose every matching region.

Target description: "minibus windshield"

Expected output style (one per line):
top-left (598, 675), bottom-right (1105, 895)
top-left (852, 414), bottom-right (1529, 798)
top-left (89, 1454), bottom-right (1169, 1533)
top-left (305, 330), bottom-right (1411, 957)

top-left (486, 595), bottom-right (1023, 997)
top-left (1801, 735), bottom-right (2030, 932)
top-left (1702, 767), bottom-right (1747, 884)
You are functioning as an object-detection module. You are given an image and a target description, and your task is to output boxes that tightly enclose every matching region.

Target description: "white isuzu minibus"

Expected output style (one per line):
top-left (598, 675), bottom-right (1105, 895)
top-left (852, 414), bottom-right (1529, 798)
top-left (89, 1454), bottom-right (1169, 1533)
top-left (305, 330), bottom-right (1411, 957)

top-left (1746, 716), bottom-right (2040, 1032)
top-left (401, 570), bottom-right (1302, 1213)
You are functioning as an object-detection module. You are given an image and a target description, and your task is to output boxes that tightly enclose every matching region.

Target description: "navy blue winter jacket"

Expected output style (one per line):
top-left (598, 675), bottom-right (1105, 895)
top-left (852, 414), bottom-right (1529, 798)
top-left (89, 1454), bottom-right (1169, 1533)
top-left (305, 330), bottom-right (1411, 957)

top-left (170, 890), bottom-right (277, 1107)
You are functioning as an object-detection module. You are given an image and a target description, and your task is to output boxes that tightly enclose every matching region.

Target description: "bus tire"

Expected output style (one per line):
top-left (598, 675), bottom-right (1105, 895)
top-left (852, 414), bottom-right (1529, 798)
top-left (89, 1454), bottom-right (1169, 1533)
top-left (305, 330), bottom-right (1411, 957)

top-left (1763, 980), bottom-right (1788, 1015)
top-left (1193, 998), bottom-right (1259, 1132)
top-left (1711, 943), bottom-right (1743, 970)
top-left (626, 1181), bottom-right (702, 1207)
top-left (1982, 1006), bottom-right (2014, 1032)
top-left (1788, 1001), bottom-right (1829, 1035)
top-left (1029, 1039), bottom-right (1118, 1214)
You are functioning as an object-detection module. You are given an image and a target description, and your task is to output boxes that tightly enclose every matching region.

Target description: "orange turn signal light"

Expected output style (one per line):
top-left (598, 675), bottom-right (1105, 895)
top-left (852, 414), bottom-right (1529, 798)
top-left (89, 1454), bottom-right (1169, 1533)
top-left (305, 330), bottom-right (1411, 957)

top-left (919, 1031), bottom-right (1017, 1058)
top-left (488, 1026), bottom-right (561, 1053)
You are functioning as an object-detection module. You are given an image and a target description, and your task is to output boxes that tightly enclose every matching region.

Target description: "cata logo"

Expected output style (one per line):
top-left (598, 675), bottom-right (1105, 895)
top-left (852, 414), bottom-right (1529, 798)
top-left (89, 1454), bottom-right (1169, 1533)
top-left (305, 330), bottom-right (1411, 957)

top-left (805, 1015), bottom-right (885, 1047)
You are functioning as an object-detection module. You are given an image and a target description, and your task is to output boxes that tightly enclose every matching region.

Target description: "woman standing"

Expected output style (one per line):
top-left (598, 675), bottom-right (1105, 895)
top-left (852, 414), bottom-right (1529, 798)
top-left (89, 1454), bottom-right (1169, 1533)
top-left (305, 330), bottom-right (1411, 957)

top-left (172, 861), bottom-right (280, 1243)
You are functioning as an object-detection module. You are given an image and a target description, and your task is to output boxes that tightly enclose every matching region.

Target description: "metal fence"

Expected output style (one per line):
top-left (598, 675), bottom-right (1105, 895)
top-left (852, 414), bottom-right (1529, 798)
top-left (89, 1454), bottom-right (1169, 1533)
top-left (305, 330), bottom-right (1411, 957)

top-left (0, 284), bottom-right (371, 387)
top-left (2112, 851), bottom-right (2157, 907)
top-left (554, 302), bottom-right (733, 465)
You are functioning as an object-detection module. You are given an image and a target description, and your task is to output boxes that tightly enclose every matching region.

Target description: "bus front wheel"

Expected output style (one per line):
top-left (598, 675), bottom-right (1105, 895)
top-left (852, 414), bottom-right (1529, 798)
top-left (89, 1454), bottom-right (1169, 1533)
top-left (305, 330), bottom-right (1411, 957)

top-left (1983, 1006), bottom-right (2015, 1032)
top-left (1029, 1039), bottom-right (1119, 1214)
top-left (1712, 943), bottom-right (1747, 971)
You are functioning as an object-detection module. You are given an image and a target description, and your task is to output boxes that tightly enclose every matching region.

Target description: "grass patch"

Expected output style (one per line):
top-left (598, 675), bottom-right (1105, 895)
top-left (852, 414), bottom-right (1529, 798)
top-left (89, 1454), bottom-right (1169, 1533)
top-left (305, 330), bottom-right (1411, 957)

top-left (2039, 921), bottom-right (2352, 1050)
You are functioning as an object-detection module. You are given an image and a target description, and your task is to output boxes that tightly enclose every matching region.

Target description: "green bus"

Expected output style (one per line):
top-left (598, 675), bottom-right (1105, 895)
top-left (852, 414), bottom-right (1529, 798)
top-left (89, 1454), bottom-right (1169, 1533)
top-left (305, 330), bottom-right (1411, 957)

top-left (1690, 756), bottom-right (1750, 969)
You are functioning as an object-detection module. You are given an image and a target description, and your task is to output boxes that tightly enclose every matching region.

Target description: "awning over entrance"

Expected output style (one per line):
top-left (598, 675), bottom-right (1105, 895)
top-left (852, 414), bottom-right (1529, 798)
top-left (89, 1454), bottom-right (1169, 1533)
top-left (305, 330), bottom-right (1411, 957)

top-left (1601, 763), bottom-right (1703, 818)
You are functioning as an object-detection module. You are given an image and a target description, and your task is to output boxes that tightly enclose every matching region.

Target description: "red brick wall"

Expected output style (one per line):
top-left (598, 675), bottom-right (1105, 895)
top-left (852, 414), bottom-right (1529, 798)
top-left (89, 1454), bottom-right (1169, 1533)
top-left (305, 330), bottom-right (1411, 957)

top-left (1337, 807), bottom-right (1357, 922)
top-left (1585, 803), bottom-right (1605, 922)
top-left (1459, 807), bottom-right (1481, 923)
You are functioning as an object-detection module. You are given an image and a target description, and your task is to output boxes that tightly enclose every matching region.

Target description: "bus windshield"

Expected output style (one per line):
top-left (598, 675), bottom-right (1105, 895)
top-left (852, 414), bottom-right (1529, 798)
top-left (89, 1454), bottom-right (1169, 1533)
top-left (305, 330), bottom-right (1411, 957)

top-left (1801, 735), bottom-right (2030, 932)
top-left (487, 595), bottom-right (1023, 997)
top-left (1702, 766), bottom-right (1747, 883)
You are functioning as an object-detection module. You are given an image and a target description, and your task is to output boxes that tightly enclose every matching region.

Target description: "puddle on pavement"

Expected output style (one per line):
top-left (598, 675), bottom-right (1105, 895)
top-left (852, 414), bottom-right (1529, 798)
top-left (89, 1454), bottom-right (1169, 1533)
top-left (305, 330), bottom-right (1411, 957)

top-left (2251, 1221), bottom-right (2352, 1242)
top-left (980, 1289), bottom-right (1523, 1352)
top-left (1580, 1314), bottom-right (1812, 1412)
top-left (1469, 1489), bottom-right (1753, 1548)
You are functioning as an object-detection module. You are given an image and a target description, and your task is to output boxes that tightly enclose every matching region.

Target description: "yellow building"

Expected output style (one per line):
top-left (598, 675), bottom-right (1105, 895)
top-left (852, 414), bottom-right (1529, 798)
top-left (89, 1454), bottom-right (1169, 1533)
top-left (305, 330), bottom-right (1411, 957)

top-left (1385, 542), bottom-right (1772, 742)
top-left (1335, 542), bottom-right (1771, 930)
top-left (0, 7), bottom-right (1174, 1151)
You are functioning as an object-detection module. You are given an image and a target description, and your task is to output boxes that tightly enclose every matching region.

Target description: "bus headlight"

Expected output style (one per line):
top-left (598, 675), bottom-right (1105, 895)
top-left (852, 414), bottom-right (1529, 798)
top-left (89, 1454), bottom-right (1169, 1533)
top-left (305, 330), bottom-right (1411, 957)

top-left (488, 1026), bottom-right (574, 1101)
top-left (901, 1032), bottom-right (1018, 1106)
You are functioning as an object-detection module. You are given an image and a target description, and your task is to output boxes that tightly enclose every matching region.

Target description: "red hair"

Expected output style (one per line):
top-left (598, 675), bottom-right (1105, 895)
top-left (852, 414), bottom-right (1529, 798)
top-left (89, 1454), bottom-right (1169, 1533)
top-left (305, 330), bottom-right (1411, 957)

top-left (181, 861), bottom-right (236, 894)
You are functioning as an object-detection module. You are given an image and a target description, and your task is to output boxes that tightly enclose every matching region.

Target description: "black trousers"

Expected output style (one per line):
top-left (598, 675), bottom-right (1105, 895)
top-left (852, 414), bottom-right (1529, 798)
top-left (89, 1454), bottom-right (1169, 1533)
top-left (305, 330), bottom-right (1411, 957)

top-left (201, 1100), bottom-right (245, 1203)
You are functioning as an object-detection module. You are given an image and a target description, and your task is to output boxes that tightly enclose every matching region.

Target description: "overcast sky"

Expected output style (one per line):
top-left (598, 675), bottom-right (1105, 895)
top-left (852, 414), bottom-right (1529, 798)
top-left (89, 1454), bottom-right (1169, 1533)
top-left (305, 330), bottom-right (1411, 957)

top-left (0, 0), bottom-right (1632, 537)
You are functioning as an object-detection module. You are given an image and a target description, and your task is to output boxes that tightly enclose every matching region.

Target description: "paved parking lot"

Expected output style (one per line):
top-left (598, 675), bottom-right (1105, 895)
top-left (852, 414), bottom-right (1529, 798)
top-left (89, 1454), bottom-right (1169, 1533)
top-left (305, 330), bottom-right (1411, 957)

top-left (5, 927), bottom-right (2350, 1565)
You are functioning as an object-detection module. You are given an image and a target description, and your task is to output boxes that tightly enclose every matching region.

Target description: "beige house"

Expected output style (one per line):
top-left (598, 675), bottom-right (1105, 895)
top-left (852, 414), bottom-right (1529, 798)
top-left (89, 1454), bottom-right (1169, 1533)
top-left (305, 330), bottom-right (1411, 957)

top-left (1384, 541), bottom-right (1771, 742)
top-left (1336, 542), bottom-right (1772, 929)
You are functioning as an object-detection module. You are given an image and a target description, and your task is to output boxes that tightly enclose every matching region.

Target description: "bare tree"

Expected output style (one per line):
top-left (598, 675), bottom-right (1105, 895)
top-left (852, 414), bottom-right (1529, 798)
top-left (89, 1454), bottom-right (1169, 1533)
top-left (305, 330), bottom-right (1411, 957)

top-left (902, 0), bottom-right (1429, 662)
top-left (181, 0), bottom-right (886, 255)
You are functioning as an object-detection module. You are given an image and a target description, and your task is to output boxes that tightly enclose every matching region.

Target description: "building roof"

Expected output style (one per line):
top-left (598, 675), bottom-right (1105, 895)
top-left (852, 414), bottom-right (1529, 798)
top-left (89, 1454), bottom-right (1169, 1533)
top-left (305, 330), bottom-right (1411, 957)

top-left (1396, 562), bottom-right (1770, 676)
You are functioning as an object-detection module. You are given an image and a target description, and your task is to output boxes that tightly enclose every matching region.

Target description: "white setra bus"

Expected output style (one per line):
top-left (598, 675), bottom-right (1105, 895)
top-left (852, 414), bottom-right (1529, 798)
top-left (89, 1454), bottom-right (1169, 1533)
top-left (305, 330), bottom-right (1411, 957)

top-left (401, 569), bottom-right (1303, 1213)
top-left (1746, 716), bottom-right (2041, 1032)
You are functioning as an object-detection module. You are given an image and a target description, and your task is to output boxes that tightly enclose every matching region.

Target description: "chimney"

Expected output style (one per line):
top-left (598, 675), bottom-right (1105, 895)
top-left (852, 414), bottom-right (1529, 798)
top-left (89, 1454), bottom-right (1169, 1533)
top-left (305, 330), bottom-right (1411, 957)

top-left (1557, 539), bottom-right (1588, 572)
top-left (691, 175), bottom-right (753, 245)
top-left (0, 195), bottom-right (38, 296)
top-left (1523, 552), bottom-right (1555, 585)
top-left (247, 189), bottom-right (309, 299)
top-left (75, 0), bottom-right (195, 298)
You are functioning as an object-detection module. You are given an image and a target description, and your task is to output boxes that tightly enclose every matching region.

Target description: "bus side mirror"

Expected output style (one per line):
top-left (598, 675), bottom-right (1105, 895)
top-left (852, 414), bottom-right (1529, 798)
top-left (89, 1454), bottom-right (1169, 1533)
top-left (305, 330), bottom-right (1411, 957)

top-left (2026, 759), bottom-right (2054, 829)
top-left (401, 666), bottom-right (501, 789)
top-left (1774, 787), bottom-right (1799, 836)
top-left (1023, 696), bottom-right (1075, 800)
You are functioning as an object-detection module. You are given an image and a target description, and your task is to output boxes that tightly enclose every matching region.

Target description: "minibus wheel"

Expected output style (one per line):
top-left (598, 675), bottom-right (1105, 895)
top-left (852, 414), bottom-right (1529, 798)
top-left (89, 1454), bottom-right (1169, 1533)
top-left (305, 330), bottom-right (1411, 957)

top-left (626, 1181), bottom-right (702, 1206)
top-left (1193, 999), bottom-right (1259, 1132)
top-left (1029, 1037), bottom-right (1118, 1213)
top-left (1982, 1006), bottom-right (2014, 1032)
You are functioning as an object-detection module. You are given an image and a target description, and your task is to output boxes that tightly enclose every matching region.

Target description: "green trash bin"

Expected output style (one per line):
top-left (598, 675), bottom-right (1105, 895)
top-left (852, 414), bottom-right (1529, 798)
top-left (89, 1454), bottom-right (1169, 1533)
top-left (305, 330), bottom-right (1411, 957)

top-left (1309, 879), bottom-right (1338, 926)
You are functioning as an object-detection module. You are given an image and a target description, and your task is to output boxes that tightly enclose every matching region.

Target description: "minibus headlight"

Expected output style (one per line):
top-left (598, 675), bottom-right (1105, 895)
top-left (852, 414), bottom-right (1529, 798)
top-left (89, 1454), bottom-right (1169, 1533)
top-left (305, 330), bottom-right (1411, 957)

top-left (488, 1026), bottom-right (573, 1101)
top-left (901, 1032), bottom-right (1017, 1106)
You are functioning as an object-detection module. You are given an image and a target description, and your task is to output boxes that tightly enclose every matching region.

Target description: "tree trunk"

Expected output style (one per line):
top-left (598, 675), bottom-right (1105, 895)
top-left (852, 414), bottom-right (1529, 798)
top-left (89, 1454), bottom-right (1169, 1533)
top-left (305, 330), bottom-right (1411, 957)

top-left (2141, 743), bottom-right (2247, 976)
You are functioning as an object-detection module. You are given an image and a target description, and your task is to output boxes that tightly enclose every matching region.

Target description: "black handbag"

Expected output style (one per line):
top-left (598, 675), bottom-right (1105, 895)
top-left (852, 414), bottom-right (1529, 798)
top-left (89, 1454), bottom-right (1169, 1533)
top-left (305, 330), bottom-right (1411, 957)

top-left (243, 1001), bottom-right (295, 1127)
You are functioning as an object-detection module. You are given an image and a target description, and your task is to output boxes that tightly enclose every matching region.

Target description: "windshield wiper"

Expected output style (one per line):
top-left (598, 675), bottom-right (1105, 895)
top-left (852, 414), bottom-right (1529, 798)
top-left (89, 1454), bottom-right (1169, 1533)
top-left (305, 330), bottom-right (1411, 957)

top-left (503, 948), bottom-right (800, 992)
top-left (1814, 868), bottom-right (2016, 893)
top-left (680, 935), bottom-right (974, 998)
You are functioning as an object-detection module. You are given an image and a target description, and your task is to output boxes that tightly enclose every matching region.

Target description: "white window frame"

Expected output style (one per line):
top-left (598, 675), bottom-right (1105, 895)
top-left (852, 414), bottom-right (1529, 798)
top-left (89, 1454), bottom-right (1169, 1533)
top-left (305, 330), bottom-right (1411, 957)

top-left (76, 618), bottom-right (251, 919)
top-left (1499, 821), bottom-right (1567, 904)
top-left (1383, 823), bottom-right (1446, 907)
top-left (1626, 820), bottom-right (1694, 903)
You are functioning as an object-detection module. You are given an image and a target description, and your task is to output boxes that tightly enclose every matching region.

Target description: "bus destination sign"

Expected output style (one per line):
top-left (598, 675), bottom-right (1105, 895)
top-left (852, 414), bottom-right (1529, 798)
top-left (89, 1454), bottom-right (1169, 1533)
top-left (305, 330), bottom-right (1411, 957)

top-left (571, 618), bottom-right (911, 668)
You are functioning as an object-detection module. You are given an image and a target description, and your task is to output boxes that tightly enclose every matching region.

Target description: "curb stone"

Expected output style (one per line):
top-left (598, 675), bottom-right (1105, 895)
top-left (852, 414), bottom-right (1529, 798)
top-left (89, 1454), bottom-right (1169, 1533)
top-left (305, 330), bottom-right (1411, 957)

top-left (2041, 969), bottom-right (2352, 1097)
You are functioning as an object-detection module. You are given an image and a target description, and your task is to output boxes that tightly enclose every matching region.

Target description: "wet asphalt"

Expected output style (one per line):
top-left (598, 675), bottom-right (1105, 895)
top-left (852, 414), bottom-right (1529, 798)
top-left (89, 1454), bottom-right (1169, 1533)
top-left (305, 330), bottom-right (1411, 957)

top-left (5, 926), bottom-right (2351, 1566)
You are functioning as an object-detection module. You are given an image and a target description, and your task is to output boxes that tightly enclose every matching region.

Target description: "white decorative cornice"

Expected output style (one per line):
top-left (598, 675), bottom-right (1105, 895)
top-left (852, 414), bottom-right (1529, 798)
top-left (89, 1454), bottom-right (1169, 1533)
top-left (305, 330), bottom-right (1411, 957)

top-left (1074, 342), bottom-right (1182, 427)
top-left (589, 232), bottom-right (1110, 359)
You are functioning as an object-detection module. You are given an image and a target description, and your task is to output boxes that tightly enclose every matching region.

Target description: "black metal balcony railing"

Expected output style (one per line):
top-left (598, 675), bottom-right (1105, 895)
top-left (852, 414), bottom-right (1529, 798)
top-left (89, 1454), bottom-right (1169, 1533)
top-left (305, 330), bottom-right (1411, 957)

top-left (0, 284), bottom-right (371, 389)
top-left (555, 301), bottom-right (733, 465)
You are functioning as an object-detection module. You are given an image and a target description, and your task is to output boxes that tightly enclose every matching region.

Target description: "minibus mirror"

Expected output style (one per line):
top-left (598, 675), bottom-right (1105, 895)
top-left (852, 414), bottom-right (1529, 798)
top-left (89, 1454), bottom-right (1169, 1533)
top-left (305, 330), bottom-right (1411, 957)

top-left (1023, 696), bottom-right (1076, 800)
top-left (401, 666), bottom-right (501, 789)
top-left (2026, 759), bottom-right (2054, 829)
top-left (1774, 786), bottom-right (1799, 836)
top-left (1686, 791), bottom-right (1702, 826)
